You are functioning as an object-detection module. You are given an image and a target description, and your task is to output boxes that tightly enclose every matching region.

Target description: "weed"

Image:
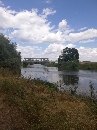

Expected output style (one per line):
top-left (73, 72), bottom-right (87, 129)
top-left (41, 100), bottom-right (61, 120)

top-left (0, 68), bottom-right (97, 130)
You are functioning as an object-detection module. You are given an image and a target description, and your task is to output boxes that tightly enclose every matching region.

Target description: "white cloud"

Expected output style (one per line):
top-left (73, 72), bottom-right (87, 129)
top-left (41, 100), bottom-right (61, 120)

top-left (0, 4), bottom-right (97, 45)
top-left (42, 32), bottom-right (63, 43)
top-left (67, 29), bottom-right (97, 43)
top-left (78, 27), bottom-right (87, 31)
top-left (78, 47), bottom-right (97, 62)
top-left (45, 0), bottom-right (52, 4)
top-left (58, 19), bottom-right (67, 30)
top-left (44, 43), bottom-right (65, 54)
top-left (16, 44), bottom-right (42, 60)
top-left (79, 39), bottom-right (95, 43)
top-left (42, 8), bottom-right (56, 17)
top-left (0, 6), bottom-right (57, 43)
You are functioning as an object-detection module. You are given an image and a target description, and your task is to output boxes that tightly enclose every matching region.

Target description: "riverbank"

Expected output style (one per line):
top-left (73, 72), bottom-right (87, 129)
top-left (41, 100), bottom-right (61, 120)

top-left (23, 62), bottom-right (97, 71)
top-left (0, 68), bottom-right (97, 130)
top-left (58, 62), bottom-right (97, 71)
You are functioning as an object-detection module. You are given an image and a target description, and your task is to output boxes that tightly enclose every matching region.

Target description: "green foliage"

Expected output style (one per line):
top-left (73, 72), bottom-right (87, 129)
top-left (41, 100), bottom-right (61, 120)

top-left (45, 62), bottom-right (58, 67)
top-left (58, 47), bottom-right (79, 70)
top-left (58, 47), bottom-right (79, 62)
top-left (0, 33), bottom-right (21, 74)
top-left (32, 78), bottom-right (58, 91)
top-left (58, 60), bottom-right (79, 70)
top-left (79, 62), bottom-right (97, 70)
top-left (23, 61), bottom-right (29, 67)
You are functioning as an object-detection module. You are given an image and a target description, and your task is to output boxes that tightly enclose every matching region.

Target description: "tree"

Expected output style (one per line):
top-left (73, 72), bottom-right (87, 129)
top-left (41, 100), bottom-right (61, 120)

top-left (58, 47), bottom-right (79, 62)
top-left (0, 33), bottom-right (21, 74)
top-left (58, 47), bottom-right (79, 70)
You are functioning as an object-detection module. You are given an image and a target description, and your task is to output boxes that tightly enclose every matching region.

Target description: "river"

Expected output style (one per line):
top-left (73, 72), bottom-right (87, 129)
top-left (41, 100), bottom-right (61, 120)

top-left (21, 64), bottom-right (97, 97)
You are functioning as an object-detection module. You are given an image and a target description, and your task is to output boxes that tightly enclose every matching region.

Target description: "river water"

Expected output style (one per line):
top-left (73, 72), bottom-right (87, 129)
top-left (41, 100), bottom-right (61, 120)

top-left (21, 64), bottom-right (97, 97)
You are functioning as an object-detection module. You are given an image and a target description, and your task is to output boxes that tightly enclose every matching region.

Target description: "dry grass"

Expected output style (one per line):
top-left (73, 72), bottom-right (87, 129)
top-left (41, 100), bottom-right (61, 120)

top-left (0, 68), bottom-right (97, 130)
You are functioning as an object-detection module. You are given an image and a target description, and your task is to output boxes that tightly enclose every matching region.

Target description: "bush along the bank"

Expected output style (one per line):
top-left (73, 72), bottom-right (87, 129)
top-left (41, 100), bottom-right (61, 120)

top-left (79, 62), bottom-right (97, 70)
top-left (58, 60), bottom-right (79, 70)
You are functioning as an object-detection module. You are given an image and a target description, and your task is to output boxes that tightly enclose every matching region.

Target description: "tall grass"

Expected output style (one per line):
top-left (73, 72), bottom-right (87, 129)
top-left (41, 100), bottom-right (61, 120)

top-left (0, 68), bottom-right (97, 130)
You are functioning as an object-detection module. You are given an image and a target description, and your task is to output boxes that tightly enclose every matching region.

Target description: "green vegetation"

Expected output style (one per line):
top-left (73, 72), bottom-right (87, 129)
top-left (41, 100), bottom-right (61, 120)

top-left (58, 47), bottom-right (79, 70)
top-left (57, 47), bottom-right (97, 70)
top-left (58, 60), bottom-right (79, 70)
top-left (79, 62), bottom-right (97, 70)
top-left (58, 47), bottom-right (79, 62)
top-left (22, 61), bottom-right (58, 68)
top-left (22, 46), bottom-right (97, 70)
top-left (22, 61), bottom-right (29, 67)
top-left (57, 62), bottom-right (97, 70)
top-left (0, 33), bottom-right (21, 74)
top-left (0, 68), bottom-right (97, 130)
top-left (45, 61), bottom-right (58, 67)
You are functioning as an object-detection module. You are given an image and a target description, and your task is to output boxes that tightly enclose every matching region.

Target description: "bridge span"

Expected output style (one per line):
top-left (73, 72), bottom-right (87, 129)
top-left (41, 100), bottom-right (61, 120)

top-left (24, 58), bottom-right (49, 64)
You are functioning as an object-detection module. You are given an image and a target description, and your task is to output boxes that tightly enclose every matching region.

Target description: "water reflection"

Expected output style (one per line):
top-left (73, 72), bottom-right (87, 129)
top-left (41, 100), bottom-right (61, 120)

top-left (62, 75), bottom-right (79, 86)
top-left (21, 64), bottom-right (97, 96)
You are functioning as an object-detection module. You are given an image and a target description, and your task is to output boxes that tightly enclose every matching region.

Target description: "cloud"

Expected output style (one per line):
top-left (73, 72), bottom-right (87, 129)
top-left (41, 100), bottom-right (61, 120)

top-left (45, 46), bottom-right (97, 62)
top-left (16, 44), bottom-right (42, 60)
top-left (0, 3), bottom-right (97, 45)
top-left (67, 29), bottom-right (97, 43)
top-left (58, 19), bottom-right (67, 30)
top-left (78, 27), bottom-right (87, 31)
top-left (43, 43), bottom-right (75, 60)
top-left (45, 0), bottom-right (52, 4)
top-left (42, 8), bottom-right (56, 17)
top-left (79, 39), bottom-right (95, 43)
top-left (0, 6), bottom-right (57, 43)
top-left (42, 32), bottom-right (63, 43)
top-left (17, 43), bottom-right (76, 61)
top-left (78, 47), bottom-right (97, 62)
top-left (17, 43), bottom-right (97, 62)
top-left (0, 1), bottom-right (4, 6)
top-left (44, 43), bottom-right (65, 54)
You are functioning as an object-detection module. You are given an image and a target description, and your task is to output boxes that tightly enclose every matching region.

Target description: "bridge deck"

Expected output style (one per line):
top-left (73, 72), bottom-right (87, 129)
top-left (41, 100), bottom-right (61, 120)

top-left (24, 58), bottom-right (49, 62)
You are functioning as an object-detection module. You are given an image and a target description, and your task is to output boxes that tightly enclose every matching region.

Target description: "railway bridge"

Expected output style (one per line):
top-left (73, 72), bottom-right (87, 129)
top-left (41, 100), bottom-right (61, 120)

top-left (24, 58), bottom-right (49, 64)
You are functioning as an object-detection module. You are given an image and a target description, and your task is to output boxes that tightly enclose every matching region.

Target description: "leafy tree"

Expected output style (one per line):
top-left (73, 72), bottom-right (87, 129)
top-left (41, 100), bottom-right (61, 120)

top-left (58, 47), bottom-right (79, 62)
top-left (0, 33), bottom-right (21, 74)
top-left (58, 47), bottom-right (79, 70)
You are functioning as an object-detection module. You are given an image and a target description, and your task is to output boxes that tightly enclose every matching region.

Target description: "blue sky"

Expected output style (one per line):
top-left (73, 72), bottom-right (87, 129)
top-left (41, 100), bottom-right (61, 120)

top-left (0, 0), bottom-right (97, 61)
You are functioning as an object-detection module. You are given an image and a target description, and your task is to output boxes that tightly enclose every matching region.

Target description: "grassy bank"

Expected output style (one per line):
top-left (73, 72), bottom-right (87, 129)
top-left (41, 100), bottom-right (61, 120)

top-left (0, 68), bottom-right (97, 130)
top-left (22, 61), bottom-right (97, 71)
top-left (58, 62), bottom-right (97, 70)
top-left (79, 62), bottom-right (97, 70)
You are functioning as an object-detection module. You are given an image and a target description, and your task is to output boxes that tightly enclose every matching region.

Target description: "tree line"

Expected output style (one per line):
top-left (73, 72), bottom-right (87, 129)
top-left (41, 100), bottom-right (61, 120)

top-left (0, 34), bottom-right (21, 74)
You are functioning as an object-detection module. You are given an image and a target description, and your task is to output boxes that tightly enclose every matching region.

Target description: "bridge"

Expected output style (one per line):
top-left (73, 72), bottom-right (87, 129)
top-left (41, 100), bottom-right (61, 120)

top-left (24, 58), bottom-right (49, 64)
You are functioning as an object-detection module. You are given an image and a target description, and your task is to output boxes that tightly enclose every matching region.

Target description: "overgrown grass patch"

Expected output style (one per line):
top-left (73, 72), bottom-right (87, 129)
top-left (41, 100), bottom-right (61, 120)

top-left (0, 68), bottom-right (97, 130)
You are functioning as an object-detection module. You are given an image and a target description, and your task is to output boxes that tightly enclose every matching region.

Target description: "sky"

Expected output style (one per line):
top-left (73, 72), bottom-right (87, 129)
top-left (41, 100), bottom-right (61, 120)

top-left (0, 0), bottom-right (97, 61)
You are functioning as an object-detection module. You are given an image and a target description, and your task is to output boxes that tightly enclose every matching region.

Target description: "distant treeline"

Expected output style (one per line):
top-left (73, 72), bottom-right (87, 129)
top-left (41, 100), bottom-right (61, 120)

top-left (79, 62), bottom-right (97, 70)
top-left (22, 61), bottom-right (97, 70)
